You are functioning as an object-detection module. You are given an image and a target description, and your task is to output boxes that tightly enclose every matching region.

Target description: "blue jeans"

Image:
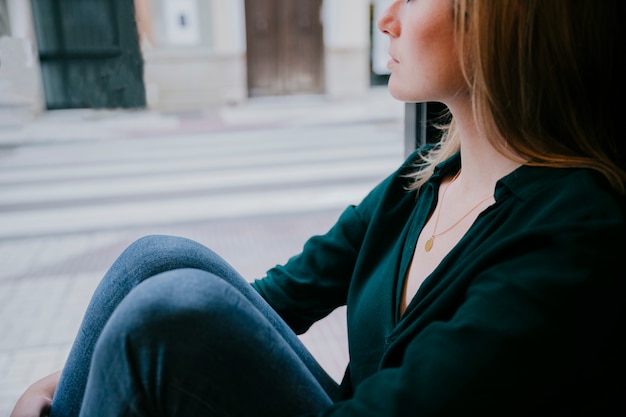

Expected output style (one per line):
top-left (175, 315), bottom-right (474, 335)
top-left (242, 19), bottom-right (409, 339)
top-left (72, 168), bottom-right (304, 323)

top-left (49, 235), bottom-right (338, 417)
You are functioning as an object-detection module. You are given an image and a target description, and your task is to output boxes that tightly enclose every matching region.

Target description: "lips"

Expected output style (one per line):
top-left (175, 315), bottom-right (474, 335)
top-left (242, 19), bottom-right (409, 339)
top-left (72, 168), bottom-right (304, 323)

top-left (387, 55), bottom-right (399, 70)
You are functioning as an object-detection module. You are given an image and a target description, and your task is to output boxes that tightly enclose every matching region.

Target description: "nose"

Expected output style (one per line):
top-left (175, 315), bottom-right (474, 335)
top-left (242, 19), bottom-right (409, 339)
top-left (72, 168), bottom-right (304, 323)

top-left (376, 0), bottom-right (401, 38)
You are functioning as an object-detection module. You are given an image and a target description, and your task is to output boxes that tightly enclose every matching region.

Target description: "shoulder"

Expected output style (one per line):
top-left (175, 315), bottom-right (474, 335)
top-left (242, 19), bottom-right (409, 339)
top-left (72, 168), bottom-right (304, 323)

top-left (503, 165), bottom-right (616, 197)
top-left (500, 166), bottom-right (626, 227)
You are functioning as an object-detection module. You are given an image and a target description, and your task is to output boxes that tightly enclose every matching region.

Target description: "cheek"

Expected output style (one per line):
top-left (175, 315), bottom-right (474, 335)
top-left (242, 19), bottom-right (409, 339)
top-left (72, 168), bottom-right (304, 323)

top-left (388, 50), bottom-right (463, 103)
top-left (398, 29), bottom-right (464, 101)
top-left (410, 19), bottom-right (458, 74)
top-left (407, 3), bottom-right (456, 56)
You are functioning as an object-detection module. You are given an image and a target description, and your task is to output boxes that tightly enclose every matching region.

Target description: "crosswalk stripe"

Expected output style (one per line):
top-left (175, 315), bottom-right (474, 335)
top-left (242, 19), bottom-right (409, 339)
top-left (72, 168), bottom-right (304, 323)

top-left (0, 124), bottom-right (399, 168)
top-left (1, 158), bottom-right (397, 207)
top-left (0, 182), bottom-right (373, 239)
top-left (0, 144), bottom-right (399, 185)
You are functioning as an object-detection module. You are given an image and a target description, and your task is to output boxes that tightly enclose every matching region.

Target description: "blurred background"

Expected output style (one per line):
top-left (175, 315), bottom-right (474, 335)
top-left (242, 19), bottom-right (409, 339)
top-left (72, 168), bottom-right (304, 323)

top-left (0, 0), bottom-right (395, 116)
top-left (0, 0), bottom-right (406, 414)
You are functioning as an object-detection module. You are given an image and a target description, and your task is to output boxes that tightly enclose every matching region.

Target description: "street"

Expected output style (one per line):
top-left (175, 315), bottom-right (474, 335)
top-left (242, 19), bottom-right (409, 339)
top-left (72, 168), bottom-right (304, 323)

top-left (0, 88), bottom-right (405, 414)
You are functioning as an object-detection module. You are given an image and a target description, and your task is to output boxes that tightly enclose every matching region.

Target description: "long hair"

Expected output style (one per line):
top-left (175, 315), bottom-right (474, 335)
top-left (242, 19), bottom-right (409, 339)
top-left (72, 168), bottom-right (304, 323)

top-left (407, 0), bottom-right (626, 194)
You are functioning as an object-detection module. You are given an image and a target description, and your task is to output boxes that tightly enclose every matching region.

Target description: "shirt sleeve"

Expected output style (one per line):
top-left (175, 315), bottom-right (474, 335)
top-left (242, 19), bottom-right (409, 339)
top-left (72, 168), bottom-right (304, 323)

top-left (251, 203), bottom-right (366, 333)
top-left (251, 163), bottom-right (409, 333)
top-left (252, 148), bottom-right (429, 334)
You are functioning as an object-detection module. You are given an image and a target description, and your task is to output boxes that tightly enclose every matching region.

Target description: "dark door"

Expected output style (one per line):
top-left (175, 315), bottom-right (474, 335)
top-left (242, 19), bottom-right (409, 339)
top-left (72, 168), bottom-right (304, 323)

top-left (244, 0), bottom-right (324, 97)
top-left (0, 0), bottom-right (10, 35)
top-left (31, 0), bottom-right (146, 110)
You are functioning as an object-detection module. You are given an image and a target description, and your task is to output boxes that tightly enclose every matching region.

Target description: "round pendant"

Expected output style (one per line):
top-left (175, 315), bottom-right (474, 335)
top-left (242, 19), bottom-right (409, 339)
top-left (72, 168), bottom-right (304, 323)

top-left (424, 237), bottom-right (434, 252)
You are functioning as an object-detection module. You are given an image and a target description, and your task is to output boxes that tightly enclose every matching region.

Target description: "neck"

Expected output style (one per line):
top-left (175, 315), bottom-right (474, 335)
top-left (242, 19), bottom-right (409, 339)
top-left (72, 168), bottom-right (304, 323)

top-left (447, 104), bottom-right (523, 194)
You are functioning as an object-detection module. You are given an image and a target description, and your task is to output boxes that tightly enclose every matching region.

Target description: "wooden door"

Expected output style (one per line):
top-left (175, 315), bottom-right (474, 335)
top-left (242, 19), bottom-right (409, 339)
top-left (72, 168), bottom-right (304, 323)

top-left (244, 0), bottom-right (324, 97)
top-left (30, 0), bottom-right (146, 109)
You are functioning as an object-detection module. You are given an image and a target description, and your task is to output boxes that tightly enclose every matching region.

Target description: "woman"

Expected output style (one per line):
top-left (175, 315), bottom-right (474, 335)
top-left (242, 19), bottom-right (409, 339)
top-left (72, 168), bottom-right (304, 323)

top-left (12, 0), bottom-right (625, 415)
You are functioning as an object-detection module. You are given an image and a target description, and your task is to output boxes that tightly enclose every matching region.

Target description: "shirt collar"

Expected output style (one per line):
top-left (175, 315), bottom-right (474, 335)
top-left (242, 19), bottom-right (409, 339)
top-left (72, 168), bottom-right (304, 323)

top-left (428, 152), bottom-right (576, 203)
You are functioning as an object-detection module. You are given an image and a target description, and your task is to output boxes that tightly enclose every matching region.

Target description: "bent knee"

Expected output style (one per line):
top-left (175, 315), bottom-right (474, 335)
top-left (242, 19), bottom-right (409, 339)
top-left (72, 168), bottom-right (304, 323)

top-left (124, 234), bottom-right (200, 259)
top-left (99, 269), bottom-right (247, 344)
top-left (115, 235), bottom-right (223, 280)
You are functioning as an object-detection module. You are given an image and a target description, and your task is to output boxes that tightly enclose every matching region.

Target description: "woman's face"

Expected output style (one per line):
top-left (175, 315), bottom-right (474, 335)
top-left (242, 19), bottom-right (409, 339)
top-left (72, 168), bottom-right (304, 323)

top-left (377, 0), bottom-right (467, 105)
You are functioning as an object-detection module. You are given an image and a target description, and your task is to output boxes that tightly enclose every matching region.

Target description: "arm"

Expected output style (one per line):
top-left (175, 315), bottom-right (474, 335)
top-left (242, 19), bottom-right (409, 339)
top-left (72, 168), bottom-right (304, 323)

top-left (253, 150), bottom-right (425, 333)
top-left (253, 203), bottom-right (368, 333)
top-left (10, 370), bottom-right (61, 417)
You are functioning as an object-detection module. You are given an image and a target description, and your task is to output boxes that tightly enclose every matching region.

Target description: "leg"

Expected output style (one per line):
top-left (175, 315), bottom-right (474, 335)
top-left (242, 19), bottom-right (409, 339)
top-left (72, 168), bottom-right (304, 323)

top-left (50, 235), bottom-right (338, 417)
top-left (79, 269), bottom-right (333, 417)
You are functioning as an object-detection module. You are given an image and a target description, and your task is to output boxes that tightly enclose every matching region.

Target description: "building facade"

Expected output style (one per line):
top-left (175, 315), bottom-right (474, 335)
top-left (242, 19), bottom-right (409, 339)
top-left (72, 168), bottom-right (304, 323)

top-left (0, 0), bottom-right (392, 114)
top-left (0, 0), bottom-right (45, 118)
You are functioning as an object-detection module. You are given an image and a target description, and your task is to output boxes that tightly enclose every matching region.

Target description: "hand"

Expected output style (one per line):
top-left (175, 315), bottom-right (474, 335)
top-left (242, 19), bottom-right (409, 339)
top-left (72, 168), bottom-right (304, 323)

top-left (10, 370), bottom-right (60, 417)
top-left (10, 394), bottom-right (51, 417)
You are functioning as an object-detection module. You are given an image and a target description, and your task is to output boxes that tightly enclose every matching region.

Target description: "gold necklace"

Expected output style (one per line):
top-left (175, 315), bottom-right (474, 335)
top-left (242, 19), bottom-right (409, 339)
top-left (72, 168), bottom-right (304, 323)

top-left (424, 172), bottom-right (494, 252)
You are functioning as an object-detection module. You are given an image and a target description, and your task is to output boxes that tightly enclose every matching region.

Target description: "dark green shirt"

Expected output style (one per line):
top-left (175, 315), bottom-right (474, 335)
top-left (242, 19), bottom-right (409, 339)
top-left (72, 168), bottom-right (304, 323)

top-left (252, 150), bottom-right (626, 416)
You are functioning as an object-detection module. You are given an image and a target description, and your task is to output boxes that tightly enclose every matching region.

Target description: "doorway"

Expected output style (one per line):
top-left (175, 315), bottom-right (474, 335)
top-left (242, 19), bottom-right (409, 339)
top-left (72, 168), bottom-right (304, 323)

top-left (30, 0), bottom-right (146, 109)
top-left (244, 0), bottom-right (324, 97)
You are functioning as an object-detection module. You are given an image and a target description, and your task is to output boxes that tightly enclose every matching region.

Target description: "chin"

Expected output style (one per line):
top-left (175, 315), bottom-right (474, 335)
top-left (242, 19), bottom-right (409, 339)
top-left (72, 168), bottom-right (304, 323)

top-left (386, 80), bottom-right (405, 101)
top-left (386, 77), bottom-right (424, 103)
top-left (387, 85), bottom-right (416, 103)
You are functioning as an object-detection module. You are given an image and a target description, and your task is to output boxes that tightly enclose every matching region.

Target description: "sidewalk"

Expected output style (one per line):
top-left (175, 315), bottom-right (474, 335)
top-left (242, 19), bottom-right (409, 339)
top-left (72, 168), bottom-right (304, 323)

top-left (0, 87), bottom-right (405, 146)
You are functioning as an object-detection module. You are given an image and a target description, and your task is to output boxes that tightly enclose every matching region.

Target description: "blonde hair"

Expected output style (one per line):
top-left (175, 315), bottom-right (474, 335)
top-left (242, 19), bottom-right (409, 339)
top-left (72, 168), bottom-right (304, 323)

top-left (406, 0), bottom-right (626, 194)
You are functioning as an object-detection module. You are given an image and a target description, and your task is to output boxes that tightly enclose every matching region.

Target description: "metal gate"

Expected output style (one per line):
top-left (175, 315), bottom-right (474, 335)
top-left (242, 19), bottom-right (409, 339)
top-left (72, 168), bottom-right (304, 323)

top-left (244, 0), bottom-right (324, 97)
top-left (31, 0), bottom-right (146, 109)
